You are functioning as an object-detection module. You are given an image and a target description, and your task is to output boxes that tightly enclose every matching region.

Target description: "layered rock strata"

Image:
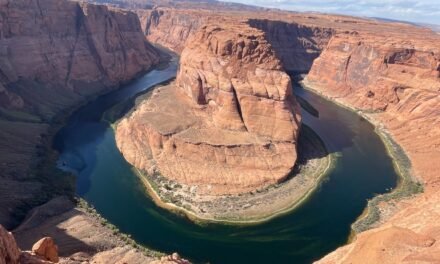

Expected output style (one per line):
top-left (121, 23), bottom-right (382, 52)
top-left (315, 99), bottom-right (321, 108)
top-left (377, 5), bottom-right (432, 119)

top-left (306, 28), bottom-right (440, 263)
top-left (0, 0), bottom-right (159, 228)
top-left (116, 23), bottom-right (301, 195)
top-left (138, 8), bottom-right (210, 53)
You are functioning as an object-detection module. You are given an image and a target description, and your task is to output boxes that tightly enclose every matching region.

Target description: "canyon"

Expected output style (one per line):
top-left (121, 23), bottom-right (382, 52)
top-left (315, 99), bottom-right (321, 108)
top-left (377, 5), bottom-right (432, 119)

top-left (117, 4), bottom-right (440, 263)
top-left (0, 0), bottom-right (439, 263)
top-left (0, 0), bottom-right (175, 263)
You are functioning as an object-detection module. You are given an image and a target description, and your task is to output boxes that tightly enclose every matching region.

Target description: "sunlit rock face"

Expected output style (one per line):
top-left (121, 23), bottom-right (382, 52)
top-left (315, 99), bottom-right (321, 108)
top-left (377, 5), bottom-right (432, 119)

top-left (116, 23), bottom-right (301, 195)
top-left (307, 21), bottom-right (440, 264)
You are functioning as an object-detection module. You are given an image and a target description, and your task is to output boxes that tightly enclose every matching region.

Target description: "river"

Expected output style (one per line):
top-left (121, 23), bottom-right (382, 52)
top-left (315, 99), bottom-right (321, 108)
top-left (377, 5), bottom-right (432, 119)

top-left (54, 57), bottom-right (398, 264)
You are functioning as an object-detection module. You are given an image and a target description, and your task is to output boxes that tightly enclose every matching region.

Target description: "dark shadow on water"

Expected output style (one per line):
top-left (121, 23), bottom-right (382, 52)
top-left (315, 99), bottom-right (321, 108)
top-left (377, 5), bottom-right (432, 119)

top-left (293, 81), bottom-right (357, 154)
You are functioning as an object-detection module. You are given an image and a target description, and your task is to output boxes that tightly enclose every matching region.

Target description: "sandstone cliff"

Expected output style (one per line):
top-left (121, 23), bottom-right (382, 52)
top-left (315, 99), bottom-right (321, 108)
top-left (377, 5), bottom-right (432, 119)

top-left (116, 23), bottom-right (301, 195)
top-left (306, 25), bottom-right (440, 264)
top-left (0, 0), bottom-right (159, 229)
top-left (138, 8), bottom-right (209, 53)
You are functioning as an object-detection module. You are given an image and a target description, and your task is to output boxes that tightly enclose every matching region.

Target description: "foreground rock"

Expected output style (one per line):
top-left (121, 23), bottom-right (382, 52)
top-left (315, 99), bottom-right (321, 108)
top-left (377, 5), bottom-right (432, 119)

top-left (2, 218), bottom-right (189, 263)
top-left (0, 224), bottom-right (57, 264)
top-left (10, 196), bottom-right (189, 264)
top-left (116, 22), bottom-right (301, 195)
top-left (0, 0), bottom-right (160, 229)
top-left (32, 237), bottom-right (59, 262)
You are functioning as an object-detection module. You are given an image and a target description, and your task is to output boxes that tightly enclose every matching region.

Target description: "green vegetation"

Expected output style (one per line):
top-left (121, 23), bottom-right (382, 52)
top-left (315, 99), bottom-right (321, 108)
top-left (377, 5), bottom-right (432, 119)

top-left (352, 129), bottom-right (423, 233)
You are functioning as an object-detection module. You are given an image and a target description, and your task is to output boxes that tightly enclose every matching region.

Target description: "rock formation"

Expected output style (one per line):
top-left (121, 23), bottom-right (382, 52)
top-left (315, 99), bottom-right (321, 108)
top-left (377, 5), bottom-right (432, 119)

top-left (306, 24), bottom-right (440, 264)
top-left (116, 23), bottom-right (301, 194)
top-left (138, 8), bottom-right (210, 53)
top-left (139, 7), bottom-right (336, 73)
top-left (0, 224), bottom-right (59, 264)
top-left (0, 0), bottom-right (160, 229)
top-left (32, 237), bottom-right (59, 262)
top-left (121, 4), bottom-right (440, 261)
top-left (1, 0), bottom-right (439, 262)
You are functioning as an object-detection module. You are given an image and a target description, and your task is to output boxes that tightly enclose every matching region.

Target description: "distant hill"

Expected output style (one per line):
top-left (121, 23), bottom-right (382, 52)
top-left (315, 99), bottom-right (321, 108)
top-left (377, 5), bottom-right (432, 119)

top-left (371, 17), bottom-right (440, 33)
top-left (87, 0), bottom-right (267, 11)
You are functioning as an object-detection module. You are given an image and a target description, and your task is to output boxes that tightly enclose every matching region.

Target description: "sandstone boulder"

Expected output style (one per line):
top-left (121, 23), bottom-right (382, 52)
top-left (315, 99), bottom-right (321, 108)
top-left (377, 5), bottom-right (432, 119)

top-left (31, 237), bottom-right (59, 263)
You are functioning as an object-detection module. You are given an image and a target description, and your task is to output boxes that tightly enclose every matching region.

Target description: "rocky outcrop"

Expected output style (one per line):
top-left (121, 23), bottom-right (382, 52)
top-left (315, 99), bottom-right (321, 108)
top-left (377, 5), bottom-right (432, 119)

top-left (0, 224), bottom-right (58, 264)
top-left (0, 0), bottom-right (160, 229)
top-left (32, 237), bottom-right (59, 262)
top-left (306, 28), bottom-right (440, 194)
top-left (116, 23), bottom-right (301, 195)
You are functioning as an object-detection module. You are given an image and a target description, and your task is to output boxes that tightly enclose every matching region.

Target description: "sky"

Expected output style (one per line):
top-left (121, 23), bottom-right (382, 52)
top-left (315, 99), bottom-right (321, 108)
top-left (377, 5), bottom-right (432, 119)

top-left (222, 0), bottom-right (440, 25)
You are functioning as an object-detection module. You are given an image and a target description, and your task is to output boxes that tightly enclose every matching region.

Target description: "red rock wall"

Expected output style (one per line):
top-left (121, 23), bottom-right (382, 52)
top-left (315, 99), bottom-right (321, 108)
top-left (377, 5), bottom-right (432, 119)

top-left (307, 29), bottom-right (440, 264)
top-left (0, 0), bottom-right (159, 113)
top-left (307, 34), bottom-right (439, 112)
top-left (0, 0), bottom-right (160, 229)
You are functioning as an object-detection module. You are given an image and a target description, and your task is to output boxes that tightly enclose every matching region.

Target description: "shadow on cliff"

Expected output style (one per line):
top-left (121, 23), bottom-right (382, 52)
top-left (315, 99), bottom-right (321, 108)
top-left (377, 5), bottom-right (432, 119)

top-left (248, 19), bottom-right (333, 74)
top-left (13, 196), bottom-right (97, 257)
